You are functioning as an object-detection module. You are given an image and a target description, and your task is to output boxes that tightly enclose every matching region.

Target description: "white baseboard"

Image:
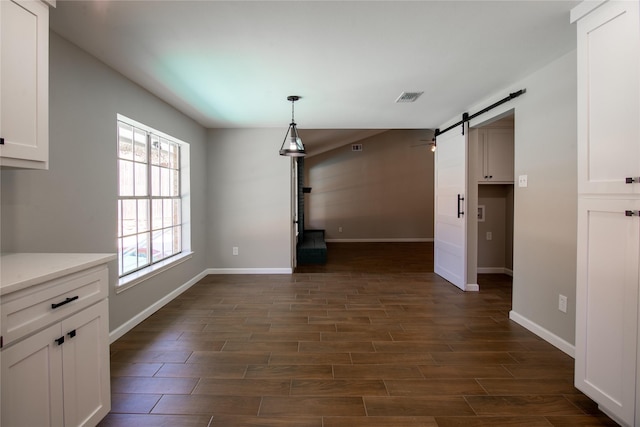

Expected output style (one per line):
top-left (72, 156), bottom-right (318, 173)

top-left (465, 283), bottom-right (480, 292)
top-left (509, 310), bottom-right (575, 357)
top-left (477, 267), bottom-right (513, 276)
top-left (324, 238), bottom-right (434, 243)
top-left (109, 269), bottom-right (209, 344)
top-left (206, 268), bottom-right (292, 275)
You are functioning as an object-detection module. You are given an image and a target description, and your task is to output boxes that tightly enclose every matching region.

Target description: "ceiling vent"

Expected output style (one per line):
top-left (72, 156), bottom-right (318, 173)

top-left (395, 91), bottom-right (424, 103)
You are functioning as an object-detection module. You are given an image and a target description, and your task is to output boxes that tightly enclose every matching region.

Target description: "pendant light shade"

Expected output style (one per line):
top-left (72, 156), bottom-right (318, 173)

top-left (279, 96), bottom-right (306, 157)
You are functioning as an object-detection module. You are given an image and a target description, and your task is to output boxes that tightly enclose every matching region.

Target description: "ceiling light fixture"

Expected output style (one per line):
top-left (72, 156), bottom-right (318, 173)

top-left (279, 95), bottom-right (306, 157)
top-left (430, 137), bottom-right (437, 152)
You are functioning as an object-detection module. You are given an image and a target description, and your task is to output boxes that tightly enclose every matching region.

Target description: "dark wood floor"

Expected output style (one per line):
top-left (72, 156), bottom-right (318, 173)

top-left (99, 242), bottom-right (618, 426)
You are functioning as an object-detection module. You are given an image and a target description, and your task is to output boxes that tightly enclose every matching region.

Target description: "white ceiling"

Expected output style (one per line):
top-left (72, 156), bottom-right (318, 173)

top-left (50, 0), bottom-right (579, 133)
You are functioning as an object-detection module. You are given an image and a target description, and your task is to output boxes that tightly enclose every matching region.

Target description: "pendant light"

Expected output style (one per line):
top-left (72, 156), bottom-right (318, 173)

top-left (279, 95), bottom-right (306, 157)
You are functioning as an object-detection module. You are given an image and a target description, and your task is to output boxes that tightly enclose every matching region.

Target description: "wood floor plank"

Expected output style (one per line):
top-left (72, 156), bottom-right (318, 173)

top-left (98, 414), bottom-right (213, 427)
top-left (259, 396), bottom-right (366, 416)
top-left (154, 362), bottom-right (247, 379)
top-left (364, 396), bottom-right (475, 416)
top-left (152, 395), bottom-right (262, 416)
top-left (333, 364), bottom-right (424, 379)
top-left (110, 393), bottom-right (162, 414)
top-left (290, 379), bottom-right (388, 396)
top-left (111, 377), bottom-right (198, 395)
top-left (385, 379), bottom-right (487, 396)
top-left (245, 364), bottom-right (333, 379)
top-left (193, 379), bottom-right (291, 396)
top-left (476, 378), bottom-right (580, 395)
top-left (434, 416), bottom-right (553, 426)
top-left (209, 415), bottom-right (322, 427)
top-left (465, 395), bottom-right (586, 416)
top-left (323, 416), bottom-right (438, 427)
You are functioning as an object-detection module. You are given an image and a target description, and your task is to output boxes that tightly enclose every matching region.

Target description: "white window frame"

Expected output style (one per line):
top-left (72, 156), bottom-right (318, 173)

top-left (116, 114), bottom-right (192, 292)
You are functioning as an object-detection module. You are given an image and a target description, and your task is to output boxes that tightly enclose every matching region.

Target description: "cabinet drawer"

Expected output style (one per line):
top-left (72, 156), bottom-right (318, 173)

top-left (1, 266), bottom-right (108, 347)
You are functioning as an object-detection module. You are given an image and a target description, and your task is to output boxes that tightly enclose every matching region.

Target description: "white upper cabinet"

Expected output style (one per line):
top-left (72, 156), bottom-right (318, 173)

top-left (476, 128), bottom-right (514, 184)
top-left (576, 0), bottom-right (640, 195)
top-left (0, 0), bottom-right (50, 169)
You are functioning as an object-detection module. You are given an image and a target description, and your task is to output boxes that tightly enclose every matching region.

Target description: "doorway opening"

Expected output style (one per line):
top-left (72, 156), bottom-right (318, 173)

top-left (469, 113), bottom-right (515, 292)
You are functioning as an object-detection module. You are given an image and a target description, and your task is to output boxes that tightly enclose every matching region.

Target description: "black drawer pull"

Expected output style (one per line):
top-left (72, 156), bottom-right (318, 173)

top-left (67, 330), bottom-right (76, 339)
top-left (51, 295), bottom-right (79, 309)
top-left (55, 336), bottom-right (65, 346)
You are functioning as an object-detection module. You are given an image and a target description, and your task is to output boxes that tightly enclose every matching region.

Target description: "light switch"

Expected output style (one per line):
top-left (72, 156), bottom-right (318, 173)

top-left (518, 175), bottom-right (528, 187)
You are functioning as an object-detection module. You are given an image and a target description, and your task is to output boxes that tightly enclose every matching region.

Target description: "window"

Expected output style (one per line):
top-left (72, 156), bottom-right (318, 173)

top-left (117, 116), bottom-right (188, 282)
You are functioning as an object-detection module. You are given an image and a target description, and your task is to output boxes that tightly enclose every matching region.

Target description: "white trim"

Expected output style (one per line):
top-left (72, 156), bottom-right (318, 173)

top-left (206, 268), bottom-right (293, 275)
top-left (465, 283), bottom-right (479, 292)
top-left (116, 251), bottom-right (193, 293)
top-left (509, 310), bottom-right (575, 358)
top-left (570, 0), bottom-right (607, 23)
top-left (109, 268), bottom-right (208, 343)
top-left (477, 267), bottom-right (513, 276)
top-left (324, 238), bottom-right (434, 243)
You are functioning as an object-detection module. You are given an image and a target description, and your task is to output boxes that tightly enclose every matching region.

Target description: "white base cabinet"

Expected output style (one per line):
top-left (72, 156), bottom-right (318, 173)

top-left (0, 254), bottom-right (114, 427)
top-left (575, 198), bottom-right (639, 426)
top-left (2, 300), bottom-right (110, 427)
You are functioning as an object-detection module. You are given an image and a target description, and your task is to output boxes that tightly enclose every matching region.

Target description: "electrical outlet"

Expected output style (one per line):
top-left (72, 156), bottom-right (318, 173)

top-left (486, 231), bottom-right (492, 241)
top-left (338, 227), bottom-right (343, 233)
top-left (232, 247), bottom-right (239, 256)
top-left (558, 294), bottom-right (567, 313)
top-left (518, 175), bottom-right (528, 187)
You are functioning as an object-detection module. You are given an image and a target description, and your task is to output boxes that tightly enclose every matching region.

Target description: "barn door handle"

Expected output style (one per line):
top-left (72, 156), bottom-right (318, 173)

top-left (457, 194), bottom-right (465, 218)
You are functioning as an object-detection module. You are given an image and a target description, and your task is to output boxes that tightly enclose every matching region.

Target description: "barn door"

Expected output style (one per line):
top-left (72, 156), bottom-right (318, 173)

top-left (434, 123), bottom-right (468, 291)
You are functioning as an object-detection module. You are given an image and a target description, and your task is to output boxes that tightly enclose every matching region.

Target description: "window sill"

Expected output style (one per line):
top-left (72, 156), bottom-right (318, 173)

top-left (116, 251), bottom-right (193, 294)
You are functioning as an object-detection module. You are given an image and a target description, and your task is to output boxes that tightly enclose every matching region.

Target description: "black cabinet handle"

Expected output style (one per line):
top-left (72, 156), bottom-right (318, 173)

top-left (51, 295), bottom-right (79, 309)
top-left (67, 330), bottom-right (76, 339)
top-left (0, 137), bottom-right (4, 145)
top-left (625, 210), bottom-right (640, 217)
top-left (55, 336), bottom-right (65, 346)
top-left (626, 177), bottom-right (640, 184)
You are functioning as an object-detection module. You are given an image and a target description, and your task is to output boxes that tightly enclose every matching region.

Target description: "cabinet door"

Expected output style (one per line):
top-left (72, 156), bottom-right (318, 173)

top-left (61, 300), bottom-right (111, 427)
top-left (575, 198), bottom-right (640, 426)
top-left (477, 128), bottom-right (514, 183)
top-left (0, 323), bottom-right (64, 427)
top-left (577, 1), bottom-right (640, 195)
top-left (476, 131), bottom-right (487, 182)
top-left (0, 0), bottom-right (49, 169)
top-left (485, 128), bottom-right (514, 183)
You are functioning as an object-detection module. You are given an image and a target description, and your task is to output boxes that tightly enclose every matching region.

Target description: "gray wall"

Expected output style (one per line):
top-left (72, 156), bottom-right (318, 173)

top-left (304, 129), bottom-right (434, 241)
top-left (206, 128), bottom-right (291, 270)
top-left (477, 184), bottom-right (514, 271)
top-left (0, 33), bottom-right (209, 332)
top-left (453, 50), bottom-right (578, 345)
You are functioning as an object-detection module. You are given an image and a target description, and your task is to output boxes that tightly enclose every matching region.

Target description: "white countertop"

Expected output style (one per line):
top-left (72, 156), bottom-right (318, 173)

top-left (0, 253), bottom-right (116, 296)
